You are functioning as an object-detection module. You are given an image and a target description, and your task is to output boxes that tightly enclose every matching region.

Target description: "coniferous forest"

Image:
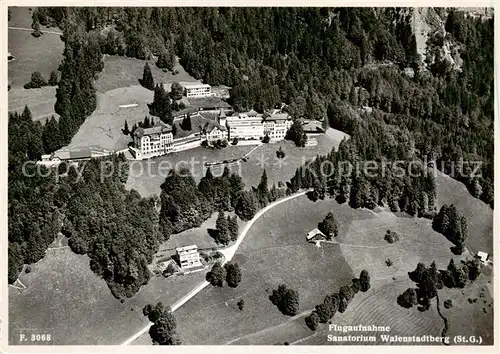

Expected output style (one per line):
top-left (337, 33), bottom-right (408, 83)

top-left (8, 7), bottom-right (494, 297)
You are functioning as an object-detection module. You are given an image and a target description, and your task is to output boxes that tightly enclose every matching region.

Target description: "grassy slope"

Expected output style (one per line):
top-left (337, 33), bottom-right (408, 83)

top-left (165, 195), bottom-right (373, 345)
top-left (8, 87), bottom-right (59, 123)
top-left (94, 55), bottom-right (199, 93)
top-left (126, 129), bottom-right (344, 198)
top-left (8, 248), bottom-right (206, 345)
top-left (435, 172), bottom-right (493, 255)
top-left (8, 7), bottom-right (63, 120)
top-left (60, 85), bottom-right (154, 152)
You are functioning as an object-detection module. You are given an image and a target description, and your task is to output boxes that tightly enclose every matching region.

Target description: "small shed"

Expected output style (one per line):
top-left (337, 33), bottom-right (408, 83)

top-left (306, 228), bottom-right (326, 243)
top-left (477, 251), bottom-right (489, 264)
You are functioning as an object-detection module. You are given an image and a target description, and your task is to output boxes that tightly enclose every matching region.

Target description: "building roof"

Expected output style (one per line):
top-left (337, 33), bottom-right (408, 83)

top-left (306, 228), bottom-right (326, 240)
top-left (301, 119), bottom-right (325, 133)
top-left (219, 110), bottom-right (226, 118)
top-left (69, 149), bottom-right (92, 160)
top-left (265, 113), bottom-right (291, 122)
top-left (176, 245), bottom-right (199, 256)
top-left (134, 121), bottom-right (172, 139)
top-left (199, 113), bottom-right (227, 133)
top-left (229, 111), bottom-right (264, 120)
top-left (477, 251), bottom-right (489, 261)
top-left (182, 83), bottom-right (211, 89)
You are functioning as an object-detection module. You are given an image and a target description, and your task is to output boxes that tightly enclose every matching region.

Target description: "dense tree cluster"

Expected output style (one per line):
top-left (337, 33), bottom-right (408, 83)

top-left (306, 270), bottom-right (370, 330)
top-left (143, 302), bottom-right (181, 345)
top-left (269, 284), bottom-right (300, 316)
top-left (149, 83), bottom-right (173, 124)
top-left (287, 133), bottom-right (438, 218)
top-left (432, 204), bottom-right (468, 254)
top-left (398, 258), bottom-right (482, 312)
top-left (8, 127), bottom-right (159, 299)
top-left (159, 166), bottom-right (286, 245)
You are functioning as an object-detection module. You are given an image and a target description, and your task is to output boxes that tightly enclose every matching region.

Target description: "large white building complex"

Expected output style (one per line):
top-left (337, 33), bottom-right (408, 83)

top-left (182, 83), bottom-right (212, 98)
top-left (130, 121), bottom-right (174, 159)
top-left (129, 109), bottom-right (294, 160)
top-left (226, 110), bottom-right (265, 140)
top-left (226, 110), bottom-right (293, 141)
top-left (176, 245), bottom-right (202, 269)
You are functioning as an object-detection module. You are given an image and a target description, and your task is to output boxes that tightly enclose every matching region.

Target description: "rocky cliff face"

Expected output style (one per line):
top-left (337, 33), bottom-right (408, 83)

top-left (410, 7), bottom-right (493, 72)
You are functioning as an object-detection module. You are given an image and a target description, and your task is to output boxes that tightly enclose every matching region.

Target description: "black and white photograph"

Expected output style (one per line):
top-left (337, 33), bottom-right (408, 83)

top-left (3, 3), bottom-right (496, 350)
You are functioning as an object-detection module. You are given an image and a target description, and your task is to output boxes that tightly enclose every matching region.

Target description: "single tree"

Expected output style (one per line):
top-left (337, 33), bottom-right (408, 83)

top-left (142, 62), bottom-right (155, 90)
top-left (32, 18), bottom-right (42, 37)
top-left (48, 71), bottom-right (58, 86)
top-left (123, 120), bottom-right (130, 135)
top-left (170, 82), bottom-right (184, 101)
top-left (305, 312), bottom-right (320, 331)
top-left (224, 262), bottom-right (242, 288)
top-left (206, 261), bottom-right (226, 287)
top-left (181, 114), bottom-right (192, 131)
top-left (227, 215), bottom-right (239, 241)
top-left (359, 270), bottom-right (371, 292)
top-left (397, 288), bottom-right (418, 308)
top-left (269, 284), bottom-right (300, 316)
top-left (215, 211), bottom-right (230, 245)
top-left (237, 299), bottom-right (245, 310)
top-left (318, 212), bottom-right (338, 239)
top-left (285, 119), bottom-right (307, 147)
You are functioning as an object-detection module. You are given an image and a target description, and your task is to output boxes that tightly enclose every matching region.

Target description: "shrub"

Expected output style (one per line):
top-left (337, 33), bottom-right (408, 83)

top-left (305, 312), bottom-right (320, 331)
top-left (24, 71), bottom-right (47, 89)
top-left (397, 288), bottom-right (418, 308)
top-left (384, 229), bottom-right (400, 243)
top-left (269, 284), bottom-right (300, 316)
top-left (443, 299), bottom-right (453, 309)
top-left (237, 299), bottom-right (245, 310)
top-left (232, 137), bottom-right (239, 145)
top-left (262, 134), bottom-right (270, 143)
top-left (386, 258), bottom-right (393, 266)
top-left (25, 265), bottom-right (32, 274)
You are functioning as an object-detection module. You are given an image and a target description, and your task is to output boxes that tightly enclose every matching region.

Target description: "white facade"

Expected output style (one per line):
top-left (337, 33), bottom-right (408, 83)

top-left (176, 245), bottom-right (202, 269)
top-left (183, 83), bottom-right (212, 98)
top-left (263, 113), bottom-right (293, 140)
top-left (131, 122), bottom-right (174, 159)
top-left (226, 111), bottom-right (265, 140)
top-left (227, 111), bottom-right (292, 141)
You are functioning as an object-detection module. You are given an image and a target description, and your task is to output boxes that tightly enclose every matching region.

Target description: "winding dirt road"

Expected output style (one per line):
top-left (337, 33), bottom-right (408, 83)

top-left (8, 26), bottom-right (63, 35)
top-left (121, 189), bottom-right (310, 345)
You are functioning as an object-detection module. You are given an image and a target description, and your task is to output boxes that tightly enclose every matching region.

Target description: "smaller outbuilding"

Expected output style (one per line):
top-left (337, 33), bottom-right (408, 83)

top-left (476, 251), bottom-right (490, 265)
top-left (306, 228), bottom-right (327, 243)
